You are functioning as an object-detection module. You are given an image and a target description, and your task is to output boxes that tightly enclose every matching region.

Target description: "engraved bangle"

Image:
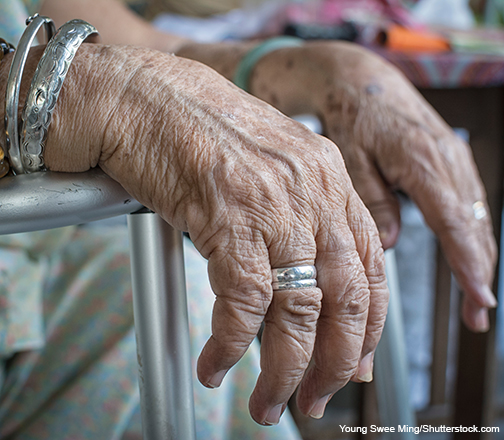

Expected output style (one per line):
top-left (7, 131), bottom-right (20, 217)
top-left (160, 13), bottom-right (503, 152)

top-left (20, 19), bottom-right (98, 173)
top-left (5, 14), bottom-right (55, 174)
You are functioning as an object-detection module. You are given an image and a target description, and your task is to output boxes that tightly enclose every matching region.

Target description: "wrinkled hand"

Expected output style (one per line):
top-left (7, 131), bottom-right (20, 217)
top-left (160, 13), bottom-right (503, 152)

top-left (250, 41), bottom-right (497, 333)
top-left (0, 45), bottom-right (388, 423)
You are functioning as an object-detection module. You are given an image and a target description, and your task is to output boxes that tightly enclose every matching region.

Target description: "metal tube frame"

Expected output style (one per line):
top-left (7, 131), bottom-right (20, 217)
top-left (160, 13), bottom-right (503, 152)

top-left (374, 249), bottom-right (417, 439)
top-left (0, 170), bottom-right (196, 440)
top-left (0, 167), bottom-right (416, 440)
top-left (128, 210), bottom-right (196, 440)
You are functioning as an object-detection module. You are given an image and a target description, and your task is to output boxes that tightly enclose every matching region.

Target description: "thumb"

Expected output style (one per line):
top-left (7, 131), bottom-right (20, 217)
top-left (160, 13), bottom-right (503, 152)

top-left (350, 163), bottom-right (401, 249)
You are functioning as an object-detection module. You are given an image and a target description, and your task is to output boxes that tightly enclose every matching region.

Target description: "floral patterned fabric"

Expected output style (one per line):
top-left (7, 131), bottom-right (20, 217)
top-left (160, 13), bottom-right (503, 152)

top-left (0, 226), bottom-right (300, 439)
top-left (0, 1), bottom-right (301, 439)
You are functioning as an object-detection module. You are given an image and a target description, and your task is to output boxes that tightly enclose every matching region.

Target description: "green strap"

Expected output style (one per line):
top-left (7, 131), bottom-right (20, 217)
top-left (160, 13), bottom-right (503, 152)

top-left (233, 36), bottom-right (303, 92)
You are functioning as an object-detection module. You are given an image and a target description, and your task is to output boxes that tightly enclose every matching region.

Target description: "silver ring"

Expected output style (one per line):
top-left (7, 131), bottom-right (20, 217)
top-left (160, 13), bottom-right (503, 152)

top-left (271, 265), bottom-right (317, 290)
top-left (20, 19), bottom-right (98, 173)
top-left (272, 279), bottom-right (317, 291)
top-left (5, 14), bottom-right (56, 174)
top-left (472, 201), bottom-right (487, 220)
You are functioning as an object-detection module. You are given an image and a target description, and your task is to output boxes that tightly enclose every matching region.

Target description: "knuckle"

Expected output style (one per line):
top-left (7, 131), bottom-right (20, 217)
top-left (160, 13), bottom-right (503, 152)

top-left (488, 234), bottom-right (498, 267)
top-left (341, 277), bottom-right (371, 320)
top-left (280, 288), bottom-right (323, 317)
top-left (346, 297), bottom-right (369, 317)
top-left (366, 247), bottom-right (388, 287)
top-left (312, 352), bottom-right (359, 386)
top-left (211, 298), bottom-right (267, 348)
top-left (220, 289), bottom-right (272, 319)
top-left (268, 288), bottom-right (322, 333)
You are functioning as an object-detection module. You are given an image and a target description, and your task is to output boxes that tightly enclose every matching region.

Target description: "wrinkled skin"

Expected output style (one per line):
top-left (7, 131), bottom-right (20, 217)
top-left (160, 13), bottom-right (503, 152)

top-left (38, 0), bottom-right (497, 397)
top-left (40, 0), bottom-right (496, 352)
top-left (239, 41), bottom-right (498, 333)
top-left (0, 45), bottom-right (389, 424)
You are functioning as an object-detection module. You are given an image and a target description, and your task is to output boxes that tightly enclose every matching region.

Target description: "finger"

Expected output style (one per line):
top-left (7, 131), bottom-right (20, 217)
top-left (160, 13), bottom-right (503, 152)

top-left (413, 170), bottom-right (495, 311)
top-left (344, 194), bottom-right (389, 383)
top-left (295, 214), bottom-right (373, 418)
top-left (379, 129), bottom-right (498, 326)
top-left (248, 224), bottom-right (319, 425)
top-left (196, 226), bottom-right (272, 388)
top-left (462, 296), bottom-right (490, 333)
top-left (347, 147), bottom-right (401, 249)
top-left (249, 285), bottom-right (322, 425)
top-left (435, 202), bottom-right (497, 312)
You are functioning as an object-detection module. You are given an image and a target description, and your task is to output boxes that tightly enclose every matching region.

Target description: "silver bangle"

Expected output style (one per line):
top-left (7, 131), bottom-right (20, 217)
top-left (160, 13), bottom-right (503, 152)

top-left (5, 14), bottom-right (55, 174)
top-left (20, 19), bottom-right (98, 173)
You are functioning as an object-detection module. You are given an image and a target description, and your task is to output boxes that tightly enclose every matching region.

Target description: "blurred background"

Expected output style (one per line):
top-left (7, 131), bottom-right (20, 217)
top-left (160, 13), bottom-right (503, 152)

top-left (148, 1), bottom-right (504, 438)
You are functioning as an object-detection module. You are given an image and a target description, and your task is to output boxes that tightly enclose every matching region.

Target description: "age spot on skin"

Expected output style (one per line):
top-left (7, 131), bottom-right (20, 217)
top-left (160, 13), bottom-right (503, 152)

top-left (286, 58), bottom-right (294, 69)
top-left (257, 82), bottom-right (268, 95)
top-left (325, 93), bottom-right (343, 114)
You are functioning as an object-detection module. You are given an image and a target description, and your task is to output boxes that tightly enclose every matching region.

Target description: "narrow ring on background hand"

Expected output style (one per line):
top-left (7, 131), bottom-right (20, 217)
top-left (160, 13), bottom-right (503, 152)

top-left (472, 201), bottom-right (487, 220)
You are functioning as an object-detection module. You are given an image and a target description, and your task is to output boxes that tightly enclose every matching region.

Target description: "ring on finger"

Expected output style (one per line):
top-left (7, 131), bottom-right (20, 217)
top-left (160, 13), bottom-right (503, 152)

top-left (271, 265), bottom-right (317, 291)
top-left (472, 201), bottom-right (487, 220)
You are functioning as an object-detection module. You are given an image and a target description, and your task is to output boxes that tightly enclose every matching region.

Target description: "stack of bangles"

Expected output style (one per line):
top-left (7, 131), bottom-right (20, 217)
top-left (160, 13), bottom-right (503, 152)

top-left (0, 18), bottom-right (300, 178)
top-left (1, 13), bottom-right (98, 179)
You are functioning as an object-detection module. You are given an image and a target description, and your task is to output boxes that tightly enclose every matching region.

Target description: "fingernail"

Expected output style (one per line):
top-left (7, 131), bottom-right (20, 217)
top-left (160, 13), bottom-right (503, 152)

top-left (377, 224), bottom-right (394, 249)
top-left (480, 285), bottom-right (498, 308)
top-left (474, 309), bottom-right (489, 333)
top-left (308, 394), bottom-right (331, 419)
top-left (207, 369), bottom-right (228, 388)
top-left (264, 404), bottom-right (284, 425)
top-left (357, 352), bottom-right (374, 382)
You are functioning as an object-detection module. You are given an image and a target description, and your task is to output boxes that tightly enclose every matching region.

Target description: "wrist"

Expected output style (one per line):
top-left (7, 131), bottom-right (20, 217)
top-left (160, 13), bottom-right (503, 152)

top-left (175, 41), bottom-right (256, 82)
top-left (233, 37), bottom-right (303, 92)
top-left (247, 43), bottom-right (331, 117)
top-left (86, 46), bottom-right (206, 222)
top-left (42, 43), bottom-right (110, 173)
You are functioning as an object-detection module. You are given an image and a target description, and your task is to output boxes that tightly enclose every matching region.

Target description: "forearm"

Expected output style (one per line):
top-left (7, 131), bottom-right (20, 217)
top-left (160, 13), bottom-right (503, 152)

top-left (176, 41), bottom-right (330, 117)
top-left (39, 0), bottom-right (190, 53)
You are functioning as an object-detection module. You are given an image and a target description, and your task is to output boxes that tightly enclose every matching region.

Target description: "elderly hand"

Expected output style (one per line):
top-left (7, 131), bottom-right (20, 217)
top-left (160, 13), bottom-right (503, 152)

top-left (0, 44), bottom-right (388, 423)
top-left (39, 0), bottom-right (496, 333)
top-left (245, 41), bottom-right (497, 333)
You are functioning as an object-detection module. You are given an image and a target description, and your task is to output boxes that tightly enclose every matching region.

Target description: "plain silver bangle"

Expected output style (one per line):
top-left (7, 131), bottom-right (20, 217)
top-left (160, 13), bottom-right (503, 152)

top-left (5, 14), bottom-right (55, 174)
top-left (20, 19), bottom-right (98, 173)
